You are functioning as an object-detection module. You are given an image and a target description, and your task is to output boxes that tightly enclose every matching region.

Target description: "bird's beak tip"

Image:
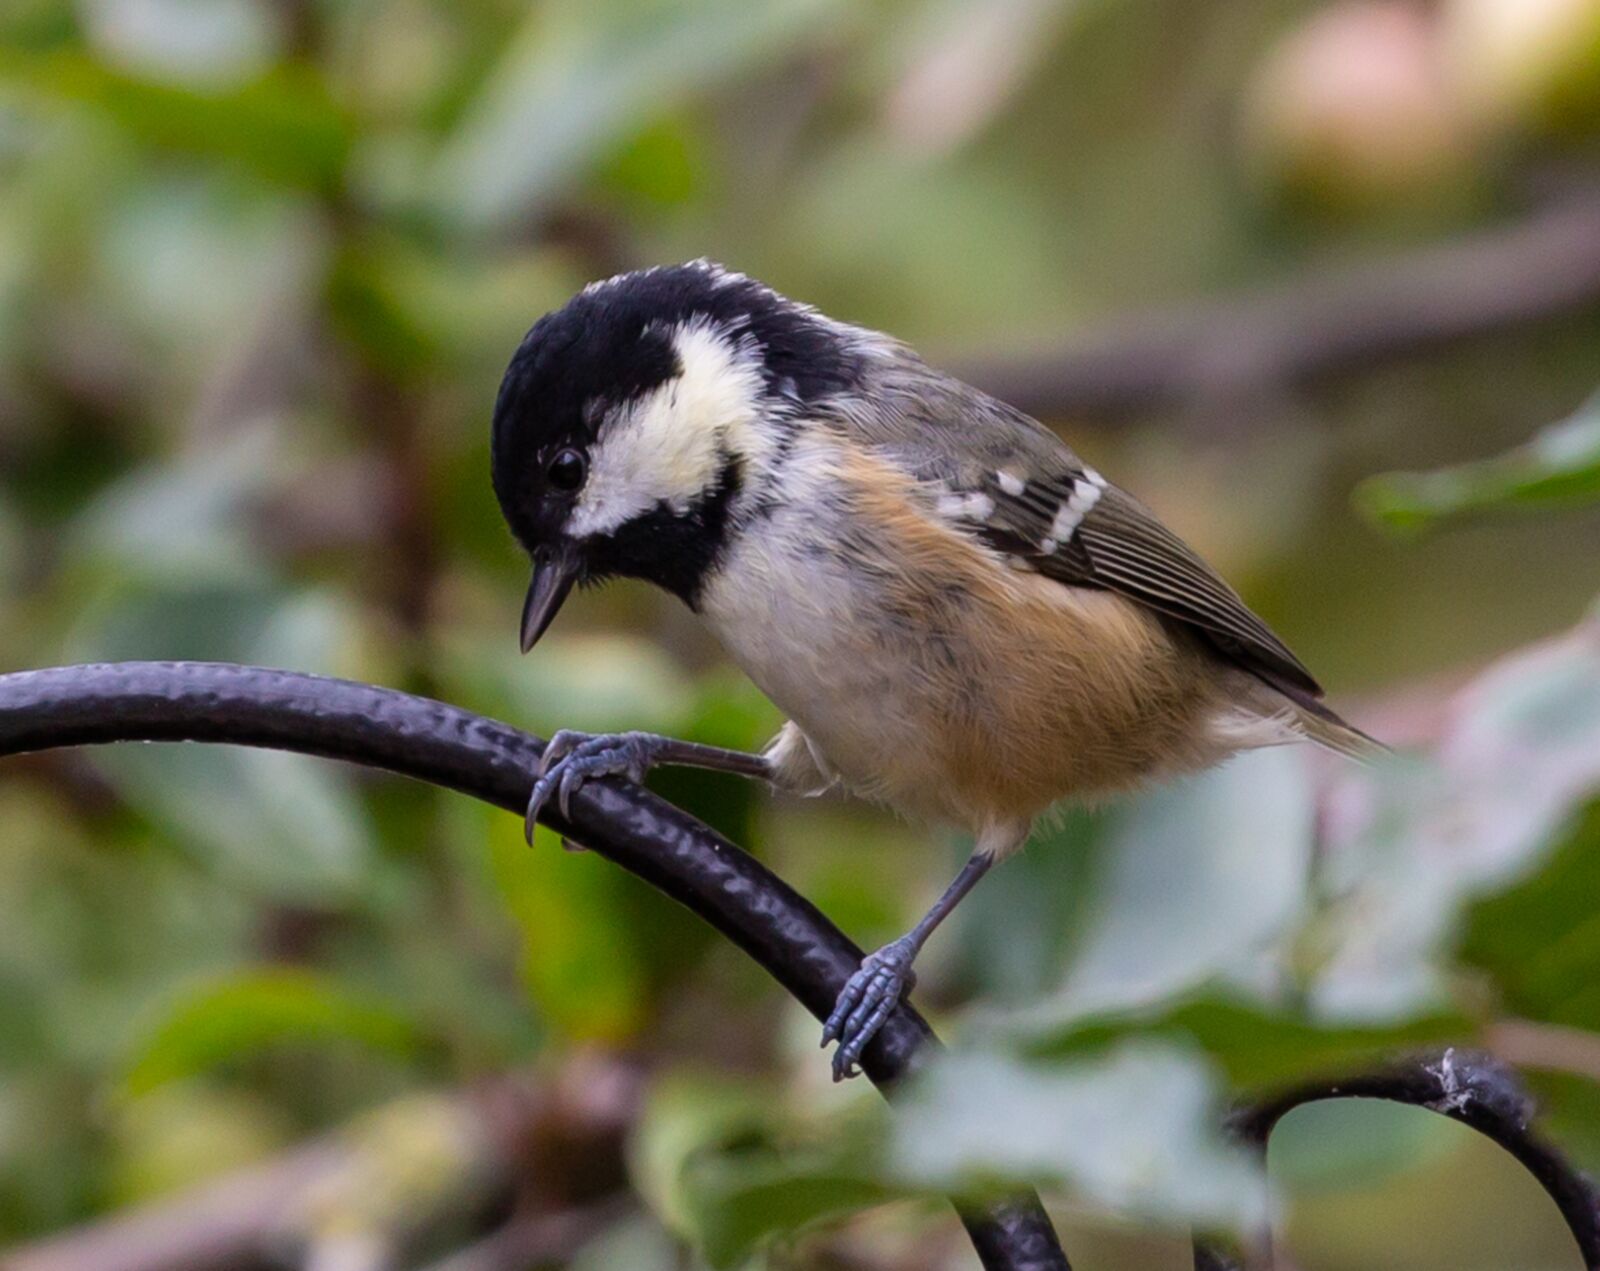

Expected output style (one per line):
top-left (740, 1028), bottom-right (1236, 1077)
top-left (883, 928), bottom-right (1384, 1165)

top-left (519, 548), bottom-right (577, 654)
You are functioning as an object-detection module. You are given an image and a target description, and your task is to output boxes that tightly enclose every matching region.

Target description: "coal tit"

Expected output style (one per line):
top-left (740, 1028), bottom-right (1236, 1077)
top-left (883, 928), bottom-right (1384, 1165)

top-left (491, 261), bottom-right (1375, 1080)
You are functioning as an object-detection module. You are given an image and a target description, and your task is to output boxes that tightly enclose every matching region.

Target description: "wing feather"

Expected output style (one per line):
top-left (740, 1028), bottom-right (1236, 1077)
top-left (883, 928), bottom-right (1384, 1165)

top-left (823, 363), bottom-right (1324, 698)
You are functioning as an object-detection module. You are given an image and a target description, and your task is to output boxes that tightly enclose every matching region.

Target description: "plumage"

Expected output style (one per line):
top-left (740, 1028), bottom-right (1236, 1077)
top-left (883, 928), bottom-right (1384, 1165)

top-left (490, 260), bottom-right (1380, 1079)
top-left (807, 354), bottom-right (1328, 705)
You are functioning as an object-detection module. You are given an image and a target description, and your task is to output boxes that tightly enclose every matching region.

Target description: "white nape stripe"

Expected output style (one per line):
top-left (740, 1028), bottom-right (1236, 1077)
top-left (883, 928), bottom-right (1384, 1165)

top-left (996, 470), bottom-right (1026, 496)
top-left (1045, 468), bottom-right (1107, 545)
top-left (566, 320), bottom-right (767, 539)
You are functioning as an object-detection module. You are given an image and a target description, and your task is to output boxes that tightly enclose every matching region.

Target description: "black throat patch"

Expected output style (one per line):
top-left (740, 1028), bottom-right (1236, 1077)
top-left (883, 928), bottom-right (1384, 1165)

top-left (580, 455), bottom-right (745, 607)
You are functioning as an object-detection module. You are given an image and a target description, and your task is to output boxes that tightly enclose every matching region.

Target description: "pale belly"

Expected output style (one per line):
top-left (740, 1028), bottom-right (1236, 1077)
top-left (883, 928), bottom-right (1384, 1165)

top-left (695, 507), bottom-right (1240, 829)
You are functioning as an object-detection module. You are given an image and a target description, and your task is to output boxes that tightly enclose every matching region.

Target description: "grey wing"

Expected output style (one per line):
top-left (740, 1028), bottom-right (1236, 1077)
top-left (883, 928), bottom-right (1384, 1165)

top-left (834, 364), bottom-right (1323, 699)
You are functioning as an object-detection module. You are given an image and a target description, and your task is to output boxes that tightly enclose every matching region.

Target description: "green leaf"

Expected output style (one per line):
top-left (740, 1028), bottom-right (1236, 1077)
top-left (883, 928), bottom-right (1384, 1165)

top-left (485, 809), bottom-right (654, 1042)
top-left (688, 1154), bottom-right (900, 1270)
top-left (890, 1041), bottom-right (1266, 1231)
top-left (1459, 801), bottom-right (1600, 1030)
top-left (431, 0), bottom-right (848, 231)
top-left (1266, 1098), bottom-right (1459, 1192)
top-left (1027, 992), bottom-right (1467, 1093)
top-left (632, 1073), bottom-right (898, 1268)
top-left (67, 430), bottom-right (282, 587)
top-left (93, 742), bottom-right (379, 901)
top-left (1357, 392), bottom-right (1600, 534)
top-left (0, 47), bottom-right (351, 191)
top-left (64, 582), bottom-right (378, 901)
top-left (123, 968), bottom-right (424, 1094)
top-left (1040, 747), bottom-right (1315, 1020)
top-left (1311, 614), bottom-right (1600, 1019)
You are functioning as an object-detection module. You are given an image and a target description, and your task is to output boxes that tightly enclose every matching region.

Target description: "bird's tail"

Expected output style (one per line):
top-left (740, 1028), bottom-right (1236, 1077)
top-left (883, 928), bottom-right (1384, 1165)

top-left (1249, 667), bottom-right (1389, 762)
top-left (1291, 695), bottom-right (1389, 762)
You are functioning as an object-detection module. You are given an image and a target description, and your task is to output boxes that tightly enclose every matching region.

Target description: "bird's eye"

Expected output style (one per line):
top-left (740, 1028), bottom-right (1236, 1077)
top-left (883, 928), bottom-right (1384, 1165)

top-left (547, 448), bottom-right (586, 492)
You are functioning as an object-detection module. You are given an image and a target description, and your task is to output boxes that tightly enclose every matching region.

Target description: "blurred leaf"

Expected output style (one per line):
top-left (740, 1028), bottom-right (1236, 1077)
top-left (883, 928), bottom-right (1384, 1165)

top-left (1358, 393), bottom-right (1600, 534)
top-left (486, 810), bottom-right (651, 1042)
top-left (0, 46), bottom-right (350, 190)
top-left (68, 428), bottom-right (282, 586)
top-left (891, 1041), bottom-right (1265, 1230)
top-left (108, 1081), bottom-right (290, 1205)
top-left (123, 967), bottom-right (424, 1094)
top-left (950, 807), bottom-right (1101, 1002)
top-left (79, 0), bottom-right (284, 89)
top-left (65, 581), bottom-right (377, 900)
top-left (0, 489), bottom-right (20, 600)
top-left (595, 115), bottom-right (703, 210)
top-left (569, 1212), bottom-right (682, 1271)
top-left (431, 0), bottom-right (847, 230)
top-left (633, 1072), bottom-right (776, 1235)
top-left (1038, 747), bottom-right (1315, 1021)
top-left (686, 1148), bottom-right (899, 1269)
top-left (324, 232), bottom-right (570, 376)
top-left (441, 629), bottom-right (697, 738)
top-left (1312, 612), bottom-right (1600, 1019)
top-left (94, 743), bottom-right (378, 900)
top-left (1026, 992), bottom-right (1466, 1093)
top-left (1459, 801), bottom-right (1600, 1030)
top-left (633, 1072), bottom-right (896, 1268)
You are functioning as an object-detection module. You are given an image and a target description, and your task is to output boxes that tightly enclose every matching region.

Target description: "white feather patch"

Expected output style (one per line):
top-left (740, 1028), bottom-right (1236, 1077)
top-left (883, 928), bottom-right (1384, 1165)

top-left (566, 320), bottom-right (767, 538)
top-left (1045, 468), bottom-right (1106, 544)
top-left (936, 491), bottom-right (995, 522)
top-left (996, 470), bottom-right (1026, 496)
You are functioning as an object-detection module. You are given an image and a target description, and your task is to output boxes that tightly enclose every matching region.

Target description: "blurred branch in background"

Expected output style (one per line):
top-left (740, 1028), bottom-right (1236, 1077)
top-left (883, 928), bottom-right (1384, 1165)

top-left (6, 1059), bottom-right (636, 1271)
top-left (958, 191), bottom-right (1600, 423)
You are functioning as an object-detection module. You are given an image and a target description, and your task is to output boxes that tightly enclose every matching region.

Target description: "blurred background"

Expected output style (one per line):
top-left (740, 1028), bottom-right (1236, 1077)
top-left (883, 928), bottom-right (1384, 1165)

top-left (3, 1), bottom-right (1600, 1268)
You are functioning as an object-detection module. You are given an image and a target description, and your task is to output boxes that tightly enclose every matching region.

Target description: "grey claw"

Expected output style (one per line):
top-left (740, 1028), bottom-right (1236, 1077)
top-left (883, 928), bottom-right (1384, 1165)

top-left (558, 762), bottom-right (587, 820)
top-left (524, 773), bottom-right (556, 843)
top-left (821, 939), bottom-right (918, 1080)
top-left (539, 729), bottom-right (582, 778)
top-left (526, 731), bottom-right (662, 844)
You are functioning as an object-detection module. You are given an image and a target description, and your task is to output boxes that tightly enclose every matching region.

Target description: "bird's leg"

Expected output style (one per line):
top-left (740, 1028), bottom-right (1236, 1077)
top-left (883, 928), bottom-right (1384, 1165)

top-left (525, 730), bottom-right (771, 842)
top-left (822, 846), bottom-right (1000, 1081)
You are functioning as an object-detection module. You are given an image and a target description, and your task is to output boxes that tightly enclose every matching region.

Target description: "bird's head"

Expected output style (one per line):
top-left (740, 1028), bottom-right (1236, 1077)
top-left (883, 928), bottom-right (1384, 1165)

top-left (491, 260), bottom-right (870, 651)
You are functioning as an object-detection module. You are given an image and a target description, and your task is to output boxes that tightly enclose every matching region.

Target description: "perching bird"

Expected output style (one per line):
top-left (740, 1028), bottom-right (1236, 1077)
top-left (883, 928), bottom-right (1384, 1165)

top-left (491, 261), bottom-right (1376, 1080)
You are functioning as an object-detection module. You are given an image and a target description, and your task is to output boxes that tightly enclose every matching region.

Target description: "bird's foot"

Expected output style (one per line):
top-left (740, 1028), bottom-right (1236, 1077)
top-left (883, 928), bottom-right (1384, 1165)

top-left (821, 936), bottom-right (919, 1081)
top-left (524, 730), bottom-right (660, 842)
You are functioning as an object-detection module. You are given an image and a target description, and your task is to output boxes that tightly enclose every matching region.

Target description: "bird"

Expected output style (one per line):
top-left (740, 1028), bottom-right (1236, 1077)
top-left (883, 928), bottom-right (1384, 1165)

top-left (490, 260), bottom-right (1377, 1081)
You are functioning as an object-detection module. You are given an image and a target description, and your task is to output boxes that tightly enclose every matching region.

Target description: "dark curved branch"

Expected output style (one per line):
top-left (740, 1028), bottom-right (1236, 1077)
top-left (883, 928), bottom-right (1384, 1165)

top-left (1194, 1048), bottom-right (1600, 1270)
top-left (955, 195), bottom-right (1600, 422)
top-left (0, 661), bottom-right (1068, 1271)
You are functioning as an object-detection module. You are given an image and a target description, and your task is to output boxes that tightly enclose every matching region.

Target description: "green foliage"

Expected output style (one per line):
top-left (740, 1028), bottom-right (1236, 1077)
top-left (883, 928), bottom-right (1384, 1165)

top-left (1358, 394), bottom-right (1600, 534)
top-left (890, 1043), bottom-right (1265, 1229)
top-left (635, 1074), bottom-right (902, 1268)
top-left (0, 46), bottom-right (350, 191)
top-left (122, 967), bottom-right (425, 1095)
top-left (430, 0), bottom-right (852, 231)
top-left (3, 0), bottom-right (1600, 1266)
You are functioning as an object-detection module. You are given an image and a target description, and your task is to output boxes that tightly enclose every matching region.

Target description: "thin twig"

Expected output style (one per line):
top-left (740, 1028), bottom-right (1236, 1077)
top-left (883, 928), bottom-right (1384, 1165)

top-left (0, 661), bottom-right (1070, 1271)
top-left (2, 1073), bottom-right (562, 1271)
top-left (955, 195), bottom-right (1600, 421)
top-left (417, 1198), bottom-right (632, 1271)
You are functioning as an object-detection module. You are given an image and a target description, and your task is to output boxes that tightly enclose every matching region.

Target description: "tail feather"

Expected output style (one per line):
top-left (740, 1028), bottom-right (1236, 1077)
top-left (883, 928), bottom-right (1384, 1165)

top-left (1247, 665), bottom-right (1388, 762)
top-left (1272, 679), bottom-right (1388, 762)
top-left (1294, 700), bottom-right (1388, 762)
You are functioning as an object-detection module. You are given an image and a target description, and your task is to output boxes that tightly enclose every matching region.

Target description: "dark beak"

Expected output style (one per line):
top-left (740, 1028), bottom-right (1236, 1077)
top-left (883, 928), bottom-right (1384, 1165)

top-left (520, 545), bottom-right (578, 653)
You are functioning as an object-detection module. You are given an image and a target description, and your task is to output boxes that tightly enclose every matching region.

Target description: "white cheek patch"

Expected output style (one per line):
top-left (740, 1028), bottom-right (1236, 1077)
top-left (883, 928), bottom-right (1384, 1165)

top-left (565, 321), bottom-right (769, 539)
